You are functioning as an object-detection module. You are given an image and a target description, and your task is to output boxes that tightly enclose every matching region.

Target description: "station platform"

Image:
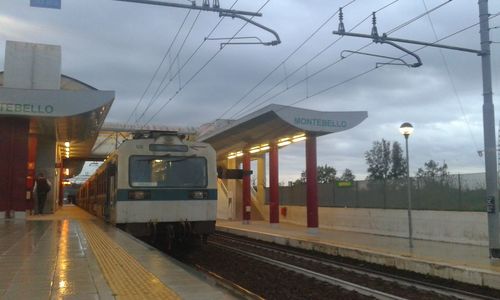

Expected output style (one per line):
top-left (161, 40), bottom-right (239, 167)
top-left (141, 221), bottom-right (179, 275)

top-left (0, 205), bottom-right (236, 300)
top-left (216, 220), bottom-right (500, 289)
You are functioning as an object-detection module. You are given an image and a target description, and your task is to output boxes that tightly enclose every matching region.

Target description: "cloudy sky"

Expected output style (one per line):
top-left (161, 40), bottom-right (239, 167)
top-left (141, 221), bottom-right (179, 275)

top-left (1, 0), bottom-right (499, 181)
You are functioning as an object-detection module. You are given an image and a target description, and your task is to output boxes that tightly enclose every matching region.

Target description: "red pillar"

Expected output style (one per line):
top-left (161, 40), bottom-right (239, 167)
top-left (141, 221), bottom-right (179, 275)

top-left (269, 143), bottom-right (279, 224)
top-left (0, 118), bottom-right (29, 216)
top-left (26, 135), bottom-right (38, 214)
top-left (242, 152), bottom-right (251, 224)
top-left (306, 134), bottom-right (318, 231)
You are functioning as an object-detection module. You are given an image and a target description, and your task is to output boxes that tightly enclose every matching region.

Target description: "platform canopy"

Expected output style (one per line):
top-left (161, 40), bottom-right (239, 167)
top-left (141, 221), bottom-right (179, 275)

top-left (199, 104), bottom-right (367, 159)
top-left (0, 73), bottom-right (115, 167)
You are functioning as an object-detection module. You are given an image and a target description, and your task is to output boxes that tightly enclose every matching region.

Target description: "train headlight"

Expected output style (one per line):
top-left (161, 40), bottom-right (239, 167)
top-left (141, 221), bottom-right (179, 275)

top-left (190, 191), bottom-right (208, 200)
top-left (128, 190), bottom-right (151, 200)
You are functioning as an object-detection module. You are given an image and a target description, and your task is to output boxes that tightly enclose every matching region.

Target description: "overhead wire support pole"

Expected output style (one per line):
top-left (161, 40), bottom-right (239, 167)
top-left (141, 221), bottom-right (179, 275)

top-left (334, 2), bottom-right (499, 259)
top-left (113, 0), bottom-right (262, 17)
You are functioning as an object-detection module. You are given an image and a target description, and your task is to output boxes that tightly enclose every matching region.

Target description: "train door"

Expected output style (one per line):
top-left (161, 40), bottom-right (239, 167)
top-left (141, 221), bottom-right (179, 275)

top-left (104, 163), bottom-right (116, 223)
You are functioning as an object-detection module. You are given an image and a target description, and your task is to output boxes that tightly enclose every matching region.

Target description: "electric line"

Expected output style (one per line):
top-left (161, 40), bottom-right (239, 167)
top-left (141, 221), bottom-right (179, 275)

top-left (387, 0), bottom-right (452, 35)
top-left (421, 0), bottom-right (481, 160)
top-left (124, 10), bottom-right (192, 126)
top-left (215, 0), bottom-right (360, 120)
top-left (232, 0), bottom-right (453, 118)
top-left (231, 0), bottom-right (405, 119)
top-left (135, 9), bottom-right (202, 124)
top-left (134, 0), bottom-right (240, 125)
top-left (283, 12), bottom-right (500, 110)
top-left (141, 0), bottom-right (272, 127)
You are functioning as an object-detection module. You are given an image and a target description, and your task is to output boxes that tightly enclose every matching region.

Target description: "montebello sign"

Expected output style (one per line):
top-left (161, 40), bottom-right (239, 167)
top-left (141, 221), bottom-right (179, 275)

top-left (0, 87), bottom-right (114, 117)
top-left (272, 104), bottom-right (368, 134)
top-left (294, 117), bottom-right (348, 128)
top-left (0, 102), bottom-right (54, 114)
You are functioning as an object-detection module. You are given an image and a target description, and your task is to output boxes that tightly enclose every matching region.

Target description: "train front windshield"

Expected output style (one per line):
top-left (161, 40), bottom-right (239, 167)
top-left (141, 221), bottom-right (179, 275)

top-left (129, 156), bottom-right (207, 188)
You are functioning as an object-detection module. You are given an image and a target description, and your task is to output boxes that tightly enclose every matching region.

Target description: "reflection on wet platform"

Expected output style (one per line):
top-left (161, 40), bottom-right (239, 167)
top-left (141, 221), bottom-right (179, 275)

top-left (0, 205), bottom-right (235, 300)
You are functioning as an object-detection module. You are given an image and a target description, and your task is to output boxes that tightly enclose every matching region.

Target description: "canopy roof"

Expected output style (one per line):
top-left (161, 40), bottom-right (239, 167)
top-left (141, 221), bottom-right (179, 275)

top-left (0, 73), bottom-right (115, 168)
top-left (199, 104), bottom-right (367, 159)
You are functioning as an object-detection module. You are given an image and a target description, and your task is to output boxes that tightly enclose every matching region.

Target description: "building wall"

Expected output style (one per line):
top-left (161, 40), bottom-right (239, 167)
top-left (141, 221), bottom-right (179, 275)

top-left (255, 205), bottom-right (488, 246)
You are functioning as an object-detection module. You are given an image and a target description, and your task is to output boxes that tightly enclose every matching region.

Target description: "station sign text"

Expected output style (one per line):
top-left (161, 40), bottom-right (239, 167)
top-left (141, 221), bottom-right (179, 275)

top-left (294, 117), bottom-right (347, 128)
top-left (0, 102), bottom-right (54, 114)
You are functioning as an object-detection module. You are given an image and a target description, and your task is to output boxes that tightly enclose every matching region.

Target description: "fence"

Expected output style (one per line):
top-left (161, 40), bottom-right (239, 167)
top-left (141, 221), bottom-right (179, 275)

top-left (267, 173), bottom-right (487, 212)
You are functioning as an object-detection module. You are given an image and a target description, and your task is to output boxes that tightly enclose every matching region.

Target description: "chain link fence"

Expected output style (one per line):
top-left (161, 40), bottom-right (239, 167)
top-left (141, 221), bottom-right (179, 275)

top-left (268, 173), bottom-right (487, 212)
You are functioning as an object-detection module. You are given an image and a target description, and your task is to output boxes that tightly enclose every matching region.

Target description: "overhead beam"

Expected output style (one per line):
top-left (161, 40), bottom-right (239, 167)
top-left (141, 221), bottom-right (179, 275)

top-left (114, 0), bottom-right (263, 17)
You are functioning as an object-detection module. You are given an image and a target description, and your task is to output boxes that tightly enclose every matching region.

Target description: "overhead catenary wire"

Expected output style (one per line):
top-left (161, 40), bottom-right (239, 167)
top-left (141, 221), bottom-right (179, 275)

top-left (141, 0), bottom-right (272, 127)
top-left (284, 12), bottom-right (500, 110)
top-left (421, 0), bottom-right (481, 160)
top-left (132, 0), bottom-right (241, 125)
top-left (134, 9), bottom-right (203, 124)
top-left (230, 0), bottom-right (408, 119)
top-left (231, 0), bottom-right (454, 119)
top-left (124, 10), bottom-right (192, 126)
top-left (386, 0), bottom-right (452, 35)
top-left (227, 0), bottom-right (401, 120)
top-left (214, 0), bottom-right (361, 120)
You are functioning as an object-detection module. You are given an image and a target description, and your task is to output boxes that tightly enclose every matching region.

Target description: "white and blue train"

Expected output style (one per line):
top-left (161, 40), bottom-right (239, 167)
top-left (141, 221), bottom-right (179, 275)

top-left (78, 132), bottom-right (217, 243)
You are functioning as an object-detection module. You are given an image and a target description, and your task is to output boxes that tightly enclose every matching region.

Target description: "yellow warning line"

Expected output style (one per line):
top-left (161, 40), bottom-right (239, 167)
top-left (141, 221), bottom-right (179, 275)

top-left (80, 221), bottom-right (180, 300)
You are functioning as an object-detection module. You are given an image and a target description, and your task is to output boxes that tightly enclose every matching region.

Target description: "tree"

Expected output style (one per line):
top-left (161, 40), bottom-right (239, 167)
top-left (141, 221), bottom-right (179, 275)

top-left (295, 164), bottom-right (337, 185)
top-left (317, 164), bottom-right (337, 183)
top-left (389, 141), bottom-right (406, 178)
top-left (365, 139), bottom-right (391, 180)
top-left (416, 160), bottom-right (449, 179)
top-left (338, 168), bottom-right (355, 182)
top-left (365, 139), bottom-right (407, 180)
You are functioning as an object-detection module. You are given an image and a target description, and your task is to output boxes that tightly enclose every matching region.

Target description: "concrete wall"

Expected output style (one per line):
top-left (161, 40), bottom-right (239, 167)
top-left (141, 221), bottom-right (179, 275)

top-left (253, 204), bottom-right (488, 246)
top-left (4, 41), bottom-right (61, 90)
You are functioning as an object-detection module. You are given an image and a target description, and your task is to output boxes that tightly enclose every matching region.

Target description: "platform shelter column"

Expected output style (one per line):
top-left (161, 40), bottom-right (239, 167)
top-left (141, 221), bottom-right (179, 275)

top-left (242, 151), bottom-right (251, 224)
top-left (269, 143), bottom-right (279, 225)
top-left (306, 134), bottom-right (318, 233)
top-left (0, 118), bottom-right (30, 218)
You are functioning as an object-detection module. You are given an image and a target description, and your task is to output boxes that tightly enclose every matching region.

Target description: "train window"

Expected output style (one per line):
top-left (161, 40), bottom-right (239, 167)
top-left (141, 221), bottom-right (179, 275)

top-left (149, 144), bottom-right (188, 152)
top-left (129, 156), bottom-right (207, 188)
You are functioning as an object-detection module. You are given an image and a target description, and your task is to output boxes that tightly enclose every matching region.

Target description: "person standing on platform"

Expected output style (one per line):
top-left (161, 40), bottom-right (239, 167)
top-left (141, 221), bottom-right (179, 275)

top-left (33, 172), bottom-right (51, 214)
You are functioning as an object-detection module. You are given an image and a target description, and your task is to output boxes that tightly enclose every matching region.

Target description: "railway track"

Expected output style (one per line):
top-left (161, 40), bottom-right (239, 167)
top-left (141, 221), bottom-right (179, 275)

top-left (205, 232), bottom-right (499, 300)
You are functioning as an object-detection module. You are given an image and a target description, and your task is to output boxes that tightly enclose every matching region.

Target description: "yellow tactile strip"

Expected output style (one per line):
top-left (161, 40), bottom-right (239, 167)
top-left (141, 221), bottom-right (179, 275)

top-left (80, 221), bottom-right (180, 300)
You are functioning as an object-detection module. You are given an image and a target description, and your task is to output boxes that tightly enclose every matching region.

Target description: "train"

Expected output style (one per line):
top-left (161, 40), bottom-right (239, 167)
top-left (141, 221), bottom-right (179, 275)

top-left (77, 131), bottom-right (218, 245)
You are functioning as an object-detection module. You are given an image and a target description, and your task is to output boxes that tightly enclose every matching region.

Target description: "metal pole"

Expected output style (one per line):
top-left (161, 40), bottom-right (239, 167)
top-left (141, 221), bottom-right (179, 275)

top-left (405, 135), bottom-right (414, 249)
top-left (479, 0), bottom-right (500, 259)
top-left (242, 152), bottom-right (251, 224)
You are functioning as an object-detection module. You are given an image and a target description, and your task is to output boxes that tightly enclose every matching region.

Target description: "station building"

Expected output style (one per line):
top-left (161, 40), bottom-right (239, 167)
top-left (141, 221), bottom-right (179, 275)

top-left (0, 41), bottom-right (114, 218)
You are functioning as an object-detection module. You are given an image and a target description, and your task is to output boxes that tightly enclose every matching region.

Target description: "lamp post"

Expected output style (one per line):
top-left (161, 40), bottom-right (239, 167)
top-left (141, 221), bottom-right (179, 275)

top-left (400, 122), bottom-right (414, 249)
